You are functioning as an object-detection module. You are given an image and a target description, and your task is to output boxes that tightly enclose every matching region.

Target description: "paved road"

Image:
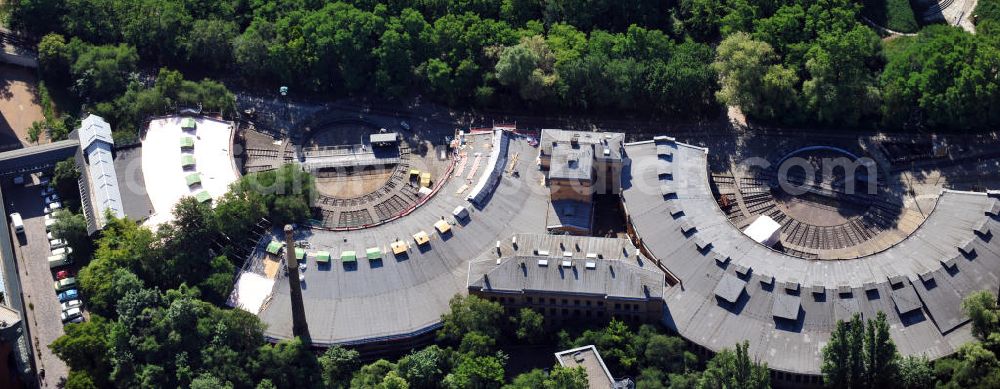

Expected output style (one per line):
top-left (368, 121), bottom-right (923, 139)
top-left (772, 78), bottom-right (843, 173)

top-left (6, 182), bottom-right (69, 387)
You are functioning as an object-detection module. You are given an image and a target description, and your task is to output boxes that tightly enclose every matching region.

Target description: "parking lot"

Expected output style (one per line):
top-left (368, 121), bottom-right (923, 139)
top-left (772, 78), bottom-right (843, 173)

top-left (6, 178), bottom-right (73, 386)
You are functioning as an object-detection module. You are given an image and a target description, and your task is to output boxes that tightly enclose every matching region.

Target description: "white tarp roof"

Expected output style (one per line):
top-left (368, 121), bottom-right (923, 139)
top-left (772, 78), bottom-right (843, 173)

top-left (141, 116), bottom-right (238, 228)
top-left (227, 272), bottom-right (275, 315)
top-left (743, 215), bottom-right (782, 247)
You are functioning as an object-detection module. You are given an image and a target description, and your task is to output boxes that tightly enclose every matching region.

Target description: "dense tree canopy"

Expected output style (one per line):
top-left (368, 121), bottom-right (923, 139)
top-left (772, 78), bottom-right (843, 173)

top-left (19, 0), bottom-right (1000, 130)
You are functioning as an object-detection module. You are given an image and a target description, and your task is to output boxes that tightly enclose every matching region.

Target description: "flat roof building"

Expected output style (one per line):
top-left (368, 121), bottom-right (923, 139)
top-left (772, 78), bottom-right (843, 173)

top-left (76, 114), bottom-right (125, 231)
top-left (555, 345), bottom-right (633, 389)
top-left (539, 129), bottom-right (626, 235)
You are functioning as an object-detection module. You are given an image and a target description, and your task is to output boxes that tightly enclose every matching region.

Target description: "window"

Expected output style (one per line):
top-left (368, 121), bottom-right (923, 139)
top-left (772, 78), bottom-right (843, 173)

top-left (597, 311), bottom-right (604, 317)
top-left (585, 301), bottom-right (591, 307)
top-left (586, 311), bottom-right (592, 317)
top-left (549, 298), bottom-right (555, 304)
top-left (597, 301), bottom-right (604, 307)
top-left (633, 304), bottom-right (639, 311)
top-left (549, 308), bottom-right (555, 315)
top-left (562, 309), bottom-right (569, 315)
top-left (574, 300), bottom-right (580, 306)
top-left (526, 297), bottom-right (532, 304)
top-left (614, 303), bottom-right (621, 310)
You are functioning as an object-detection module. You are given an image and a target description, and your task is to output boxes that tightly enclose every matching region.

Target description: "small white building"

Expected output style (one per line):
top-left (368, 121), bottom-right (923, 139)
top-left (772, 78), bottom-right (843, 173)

top-left (743, 215), bottom-right (782, 247)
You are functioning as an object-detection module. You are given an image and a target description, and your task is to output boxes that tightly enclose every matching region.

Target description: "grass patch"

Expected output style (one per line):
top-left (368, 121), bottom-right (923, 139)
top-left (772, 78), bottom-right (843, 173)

top-left (863, 0), bottom-right (920, 33)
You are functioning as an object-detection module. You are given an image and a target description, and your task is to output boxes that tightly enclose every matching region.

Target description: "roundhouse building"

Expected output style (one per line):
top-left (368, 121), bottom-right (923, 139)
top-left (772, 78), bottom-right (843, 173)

top-left (620, 137), bottom-right (1000, 385)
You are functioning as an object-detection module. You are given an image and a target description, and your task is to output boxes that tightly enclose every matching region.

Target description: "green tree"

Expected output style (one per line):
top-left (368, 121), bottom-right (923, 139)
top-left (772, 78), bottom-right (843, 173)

top-left (319, 345), bottom-right (360, 389)
top-left (68, 41), bottom-right (139, 101)
top-left (698, 341), bottom-right (769, 389)
top-left (880, 25), bottom-right (1000, 130)
top-left (801, 25), bottom-right (881, 125)
top-left (643, 333), bottom-right (696, 374)
top-left (634, 368), bottom-right (669, 389)
top-left (712, 32), bottom-right (798, 120)
top-left (253, 337), bottom-right (321, 388)
top-left (51, 209), bottom-right (89, 259)
top-left (438, 294), bottom-right (503, 343)
top-left (38, 33), bottom-right (72, 86)
top-left (351, 359), bottom-right (397, 388)
top-left (186, 19), bottom-right (238, 71)
top-left (443, 354), bottom-right (506, 389)
top-left (933, 342), bottom-right (1000, 388)
top-left (232, 164), bottom-right (315, 226)
top-left (864, 311), bottom-right (898, 387)
top-left (27, 121), bottom-right (43, 145)
top-left (505, 366), bottom-right (588, 389)
top-left (52, 157), bottom-right (81, 209)
top-left (897, 356), bottom-right (932, 389)
top-left (397, 345), bottom-right (448, 389)
top-left (495, 35), bottom-right (558, 101)
top-left (50, 316), bottom-right (112, 387)
top-left (962, 290), bottom-right (1000, 342)
top-left (65, 370), bottom-right (100, 389)
top-left (513, 308), bottom-right (545, 343)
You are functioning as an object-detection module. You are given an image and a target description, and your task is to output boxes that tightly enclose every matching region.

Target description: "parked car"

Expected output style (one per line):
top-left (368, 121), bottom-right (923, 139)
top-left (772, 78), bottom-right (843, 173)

top-left (48, 254), bottom-right (71, 268)
top-left (44, 194), bottom-right (59, 204)
top-left (400, 121), bottom-right (411, 131)
top-left (54, 277), bottom-right (77, 292)
top-left (40, 186), bottom-right (55, 196)
top-left (67, 316), bottom-right (84, 324)
top-left (43, 202), bottom-right (61, 214)
top-left (9, 213), bottom-right (23, 234)
top-left (61, 300), bottom-right (82, 311)
top-left (49, 238), bottom-right (67, 249)
top-left (45, 218), bottom-right (56, 231)
top-left (55, 270), bottom-right (72, 280)
top-left (51, 247), bottom-right (72, 256)
top-left (58, 289), bottom-right (79, 302)
top-left (47, 231), bottom-right (55, 240)
top-left (61, 307), bottom-right (82, 322)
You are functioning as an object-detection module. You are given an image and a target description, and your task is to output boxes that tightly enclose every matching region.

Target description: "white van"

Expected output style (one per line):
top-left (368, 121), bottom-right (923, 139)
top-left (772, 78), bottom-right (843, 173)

top-left (51, 247), bottom-right (72, 256)
top-left (45, 218), bottom-right (56, 231)
top-left (9, 213), bottom-right (23, 234)
top-left (48, 253), bottom-right (70, 268)
top-left (49, 239), bottom-right (67, 249)
top-left (61, 307), bottom-right (82, 322)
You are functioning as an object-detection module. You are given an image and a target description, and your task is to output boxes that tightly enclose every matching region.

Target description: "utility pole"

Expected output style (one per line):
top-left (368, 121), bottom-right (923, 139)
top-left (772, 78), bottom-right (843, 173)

top-left (284, 224), bottom-right (310, 341)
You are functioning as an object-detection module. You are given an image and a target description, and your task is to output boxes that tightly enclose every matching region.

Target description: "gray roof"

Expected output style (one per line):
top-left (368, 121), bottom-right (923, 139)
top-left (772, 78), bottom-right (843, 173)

top-left (890, 282), bottom-right (923, 314)
top-left (714, 274), bottom-right (746, 303)
top-left (0, 139), bottom-right (79, 175)
top-left (540, 129), bottom-right (625, 162)
top-left (554, 345), bottom-right (616, 389)
top-left (550, 142), bottom-right (594, 181)
top-left (547, 200), bottom-right (593, 232)
top-left (257, 139), bottom-right (645, 345)
top-left (113, 147), bottom-right (154, 221)
top-left (620, 139), bottom-right (1000, 374)
top-left (78, 114), bottom-right (114, 151)
top-left (469, 255), bottom-right (664, 300)
top-left (772, 293), bottom-right (801, 320)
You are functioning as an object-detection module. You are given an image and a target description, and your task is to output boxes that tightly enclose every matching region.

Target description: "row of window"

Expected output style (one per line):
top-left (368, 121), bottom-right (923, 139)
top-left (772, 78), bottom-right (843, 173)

top-left (772, 370), bottom-right (822, 385)
top-left (488, 295), bottom-right (642, 311)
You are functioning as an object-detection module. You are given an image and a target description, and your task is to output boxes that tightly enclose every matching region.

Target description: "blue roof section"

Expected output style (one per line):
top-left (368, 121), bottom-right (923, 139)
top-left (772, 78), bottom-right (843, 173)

top-left (78, 114), bottom-right (114, 152)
